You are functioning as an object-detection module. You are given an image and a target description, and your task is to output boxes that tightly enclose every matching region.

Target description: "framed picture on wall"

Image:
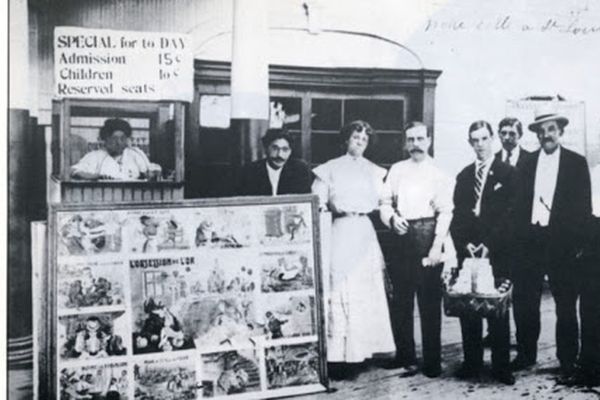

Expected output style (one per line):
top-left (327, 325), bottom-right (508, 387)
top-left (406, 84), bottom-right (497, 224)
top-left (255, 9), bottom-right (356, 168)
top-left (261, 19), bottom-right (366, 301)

top-left (41, 194), bottom-right (328, 400)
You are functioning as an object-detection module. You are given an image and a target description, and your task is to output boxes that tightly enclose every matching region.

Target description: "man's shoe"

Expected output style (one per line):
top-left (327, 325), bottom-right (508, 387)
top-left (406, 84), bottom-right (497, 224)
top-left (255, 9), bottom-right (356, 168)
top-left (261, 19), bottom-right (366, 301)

top-left (510, 355), bottom-right (536, 371)
top-left (555, 363), bottom-right (578, 386)
top-left (455, 364), bottom-right (480, 379)
top-left (380, 358), bottom-right (412, 370)
top-left (422, 365), bottom-right (442, 378)
top-left (580, 370), bottom-right (600, 387)
top-left (492, 370), bottom-right (516, 385)
top-left (379, 359), bottom-right (402, 370)
top-left (556, 372), bottom-right (579, 386)
top-left (399, 364), bottom-right (419, 378)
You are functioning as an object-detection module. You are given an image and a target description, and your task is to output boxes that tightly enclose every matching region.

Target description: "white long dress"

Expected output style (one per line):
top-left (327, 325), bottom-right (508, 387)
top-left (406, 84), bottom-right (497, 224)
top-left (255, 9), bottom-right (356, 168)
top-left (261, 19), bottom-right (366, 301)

top-left (312, 154), bottom-right (396, 362)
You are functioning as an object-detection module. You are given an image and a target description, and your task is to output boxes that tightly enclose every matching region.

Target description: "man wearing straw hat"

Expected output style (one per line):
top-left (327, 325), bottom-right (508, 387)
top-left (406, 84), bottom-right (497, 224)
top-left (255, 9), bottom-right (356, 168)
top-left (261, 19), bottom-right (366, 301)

top-left (512, 111), bottom-right (592, 385)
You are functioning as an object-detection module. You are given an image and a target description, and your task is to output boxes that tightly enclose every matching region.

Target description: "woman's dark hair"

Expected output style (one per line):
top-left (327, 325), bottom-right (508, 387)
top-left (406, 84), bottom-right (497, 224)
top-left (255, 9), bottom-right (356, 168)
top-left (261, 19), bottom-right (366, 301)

top-left (99, 118), bottom-right (132, 141)
top-left (340, 120), bottom-right (374, 142)
top-left (468, 120), bottom-right (493, 139)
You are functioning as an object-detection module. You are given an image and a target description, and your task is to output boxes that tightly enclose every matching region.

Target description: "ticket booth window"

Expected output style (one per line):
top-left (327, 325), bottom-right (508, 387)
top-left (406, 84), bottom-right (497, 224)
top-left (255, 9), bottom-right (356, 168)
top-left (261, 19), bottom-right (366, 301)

top-left (50, 99), bottom-right (186, 203)
top-left (68, 116), bottom-right (152, 168)
top-left (53, 100), bottom-right (184, 182)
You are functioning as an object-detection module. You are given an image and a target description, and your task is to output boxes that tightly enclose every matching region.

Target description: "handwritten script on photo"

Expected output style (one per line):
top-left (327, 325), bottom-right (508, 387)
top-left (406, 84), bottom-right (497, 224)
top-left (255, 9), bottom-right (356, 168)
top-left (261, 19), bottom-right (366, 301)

top-left (424, 13), bottom-right (600, 35)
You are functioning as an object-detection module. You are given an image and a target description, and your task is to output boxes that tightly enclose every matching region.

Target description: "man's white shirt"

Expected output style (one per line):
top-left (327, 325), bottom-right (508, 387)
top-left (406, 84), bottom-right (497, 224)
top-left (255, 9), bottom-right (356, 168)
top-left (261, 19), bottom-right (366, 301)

top-left (500, 146), bottom-right (521, 167)
top-left (531, 146), bottom-right (561, 226)
top-left (380, 156), bottom-right (453, 238)
top-left (266, 162), bottom-right (283, 196)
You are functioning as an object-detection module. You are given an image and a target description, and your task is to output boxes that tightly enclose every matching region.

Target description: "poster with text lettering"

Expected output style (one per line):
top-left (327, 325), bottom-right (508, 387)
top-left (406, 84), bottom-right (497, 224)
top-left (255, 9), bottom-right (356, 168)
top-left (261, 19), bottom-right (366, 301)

top-left (54, 27), bottom-right (193, 101)
top-left (48, 195), bottom-right (327, 400)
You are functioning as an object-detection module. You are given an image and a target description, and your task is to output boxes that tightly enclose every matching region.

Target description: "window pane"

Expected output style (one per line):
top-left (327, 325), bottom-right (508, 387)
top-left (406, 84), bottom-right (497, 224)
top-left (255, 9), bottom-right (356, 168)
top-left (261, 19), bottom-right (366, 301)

top-left (289, 131), bottom-right (303, 158)
top-left (312, 99), bottom-right (342, 131)
top-left (311, 133), bottom-right (343, 164)
top-left (366, 133), bottom-right (403, 165)
top-left (344, 99), bottom-right (404, 131)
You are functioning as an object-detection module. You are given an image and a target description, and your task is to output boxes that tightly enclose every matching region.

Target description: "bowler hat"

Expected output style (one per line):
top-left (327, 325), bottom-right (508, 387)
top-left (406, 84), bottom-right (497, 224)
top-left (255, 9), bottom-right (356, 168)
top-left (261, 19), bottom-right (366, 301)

top-left (528, 113), bottom-right (569, 133)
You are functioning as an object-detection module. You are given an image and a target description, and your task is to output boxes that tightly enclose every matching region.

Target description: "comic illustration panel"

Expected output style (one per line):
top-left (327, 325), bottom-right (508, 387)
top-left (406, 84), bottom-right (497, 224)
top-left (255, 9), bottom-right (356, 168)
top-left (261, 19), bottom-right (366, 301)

top-left (260, 250), bottom-right (314, 293)
top-left (57, 211), bottom-right (124, 256)
top-left (134, 352), bottom-right (200, 400)
top-left (200, 349), bottom-right (261, 398)
top-left (57, 259), bottom-right (127, 312)
top-left (259, 294), bottom-right (316, 340)
top-left (190, 207), bottom-right (257, 249)
top-left (123, 209), bottom-right (191, 254)
top-left (130, 257), bottom-right (197, 354)
top-left (129, 256), bottom-right (261, 353)
top-left (59, 361), bottom-right (128, 400)
top-left (58, 311), bottom-right (129, 361)
top-left (265, 342), bottom-right (321, 389)
top-left (255, 204), bottom-right (313, 247)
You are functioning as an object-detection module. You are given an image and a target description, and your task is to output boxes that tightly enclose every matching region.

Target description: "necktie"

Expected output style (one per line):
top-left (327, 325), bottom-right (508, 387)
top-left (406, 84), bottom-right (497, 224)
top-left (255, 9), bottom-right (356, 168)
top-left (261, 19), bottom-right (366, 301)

top-left (505, 150), bottom-right (512, 164)
top-left (474, 162), bottom-right (486, 203)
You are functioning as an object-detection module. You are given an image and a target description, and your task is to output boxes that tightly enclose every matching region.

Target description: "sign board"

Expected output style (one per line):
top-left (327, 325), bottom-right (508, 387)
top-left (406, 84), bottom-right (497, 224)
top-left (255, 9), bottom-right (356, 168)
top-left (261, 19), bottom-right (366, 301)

top-left (41, 196), bottom-right (328, 400)
top-left (505, 99), bottom-right (586, 156)
top-left (199, 95), bottom-right (302, 129)
top-left (54, 27), bottom-right (193, 102)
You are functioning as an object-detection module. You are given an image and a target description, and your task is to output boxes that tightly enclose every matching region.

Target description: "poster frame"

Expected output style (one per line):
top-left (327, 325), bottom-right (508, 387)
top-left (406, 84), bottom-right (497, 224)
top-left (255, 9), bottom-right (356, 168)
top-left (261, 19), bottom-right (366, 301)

top-left (42, 194), bottom-right (328, 400)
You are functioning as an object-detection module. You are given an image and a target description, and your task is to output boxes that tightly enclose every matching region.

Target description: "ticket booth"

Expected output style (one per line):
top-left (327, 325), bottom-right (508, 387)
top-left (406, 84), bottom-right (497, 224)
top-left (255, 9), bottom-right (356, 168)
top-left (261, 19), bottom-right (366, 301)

top-left (49, 98), bottom-right (186, 203)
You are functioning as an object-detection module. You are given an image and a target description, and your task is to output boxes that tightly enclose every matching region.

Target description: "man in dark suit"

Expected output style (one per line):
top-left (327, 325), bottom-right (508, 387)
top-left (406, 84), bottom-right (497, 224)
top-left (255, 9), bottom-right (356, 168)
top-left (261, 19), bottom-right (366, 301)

top-left (579, 165), bottom-right (600, 386)
top-left (479, 117), bottom-right (533, 348)
top-left (512, 114), bottom-right (591, 383)
top-left (450, 120), bottom-right (518, 385)
top-left (512, 113), bottom-right (592, 384)
top-left (495, 117), bottom-right (533, 169)
top-left (237, 128), bottom-right (312, 196)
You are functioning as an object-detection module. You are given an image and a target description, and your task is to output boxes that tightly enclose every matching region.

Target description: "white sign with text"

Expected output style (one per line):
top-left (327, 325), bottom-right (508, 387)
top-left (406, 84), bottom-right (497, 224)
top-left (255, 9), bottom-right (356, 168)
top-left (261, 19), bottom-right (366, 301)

top-left (54, 27), bottom-right (193, 101)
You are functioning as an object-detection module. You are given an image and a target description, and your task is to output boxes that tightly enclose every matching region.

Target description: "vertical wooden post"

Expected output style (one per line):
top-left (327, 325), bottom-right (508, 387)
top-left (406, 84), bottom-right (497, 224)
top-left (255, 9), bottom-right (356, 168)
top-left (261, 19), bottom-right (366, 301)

top-left (8, 0), bottom-right (34, 368)
top-left (230, 0), bottom-right (270, 168)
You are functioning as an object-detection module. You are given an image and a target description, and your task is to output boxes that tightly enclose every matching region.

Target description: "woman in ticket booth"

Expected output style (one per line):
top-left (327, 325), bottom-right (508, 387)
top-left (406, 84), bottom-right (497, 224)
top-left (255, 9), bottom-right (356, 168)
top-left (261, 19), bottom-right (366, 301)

top-left (70, 118), bottom-right (161, 181)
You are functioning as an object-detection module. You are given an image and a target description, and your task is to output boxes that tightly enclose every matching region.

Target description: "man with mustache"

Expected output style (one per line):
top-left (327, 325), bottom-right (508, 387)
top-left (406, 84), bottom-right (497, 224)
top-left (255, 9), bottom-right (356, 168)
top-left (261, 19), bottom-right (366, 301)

top-left (237, 128), bottom-right (312, 196)
top-left (512, 112), bottom-right (592, 385)
top-left (380, 122), bottom-right (453, 378)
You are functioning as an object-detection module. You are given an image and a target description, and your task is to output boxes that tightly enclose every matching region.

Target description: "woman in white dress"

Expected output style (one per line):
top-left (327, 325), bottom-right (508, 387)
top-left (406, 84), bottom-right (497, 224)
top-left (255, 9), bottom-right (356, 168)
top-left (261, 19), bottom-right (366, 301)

top-left (312, 120), bottom-right (396, 378)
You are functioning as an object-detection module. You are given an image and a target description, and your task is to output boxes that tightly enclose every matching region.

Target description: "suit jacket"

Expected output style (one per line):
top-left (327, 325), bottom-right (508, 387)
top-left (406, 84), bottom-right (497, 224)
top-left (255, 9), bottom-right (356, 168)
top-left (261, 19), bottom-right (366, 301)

top-left (494, 146), bottom-right (533, 170)
top-left (450, 158), bottom-right (519, 278)
top-left (517, 147), bottom-right (592, 261)
top-left (237, 158), bottom-right (313, 196)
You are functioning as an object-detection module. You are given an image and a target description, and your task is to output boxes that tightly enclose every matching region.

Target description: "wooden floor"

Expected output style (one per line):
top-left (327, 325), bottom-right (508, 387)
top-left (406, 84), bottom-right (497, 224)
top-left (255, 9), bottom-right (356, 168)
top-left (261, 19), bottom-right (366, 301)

top-left (9, 291), bottom-right (599, 400)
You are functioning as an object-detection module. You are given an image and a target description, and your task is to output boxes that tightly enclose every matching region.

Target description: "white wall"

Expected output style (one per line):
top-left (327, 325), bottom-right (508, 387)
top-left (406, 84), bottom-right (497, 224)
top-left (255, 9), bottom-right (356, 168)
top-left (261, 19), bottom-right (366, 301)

top-left (367, 0), bottom-right (600, 173)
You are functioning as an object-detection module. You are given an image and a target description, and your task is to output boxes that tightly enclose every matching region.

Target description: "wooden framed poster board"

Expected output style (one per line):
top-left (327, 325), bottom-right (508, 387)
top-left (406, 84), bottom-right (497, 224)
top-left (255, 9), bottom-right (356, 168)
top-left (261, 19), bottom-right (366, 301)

top-left (42, 195), bottom-right (328, 400)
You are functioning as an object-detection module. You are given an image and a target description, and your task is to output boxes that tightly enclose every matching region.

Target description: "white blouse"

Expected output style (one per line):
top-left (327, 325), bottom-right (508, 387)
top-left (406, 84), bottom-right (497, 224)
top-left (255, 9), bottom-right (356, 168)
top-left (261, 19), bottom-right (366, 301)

top-left (71, 147), bottom-right (154, 180)
top-left (312, 154), bottom-right (387, 214)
